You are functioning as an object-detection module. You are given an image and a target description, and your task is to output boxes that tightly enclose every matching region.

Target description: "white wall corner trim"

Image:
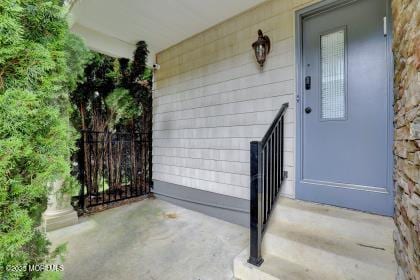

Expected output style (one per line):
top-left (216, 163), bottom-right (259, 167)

top-left (71, 23), bottom-right (157, 63)
top-left (71, 23), bottom-right (136, 59)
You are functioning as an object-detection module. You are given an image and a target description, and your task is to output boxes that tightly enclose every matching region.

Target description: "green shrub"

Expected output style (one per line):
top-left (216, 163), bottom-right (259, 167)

top-left (0, 1), bottom-right (90, 279)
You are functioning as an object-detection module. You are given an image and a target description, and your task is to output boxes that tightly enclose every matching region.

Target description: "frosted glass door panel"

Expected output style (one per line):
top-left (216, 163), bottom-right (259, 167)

top-left (320, 29), bottom-right (346, 120)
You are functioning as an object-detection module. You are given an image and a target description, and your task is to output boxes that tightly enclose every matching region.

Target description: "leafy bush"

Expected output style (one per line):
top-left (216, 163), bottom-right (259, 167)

top-left (105, 88), bottom-right (142, 129)
top-left (0, 1), bottom-right (90, 279)
top-left (70, 45), bottom-right (152, 134)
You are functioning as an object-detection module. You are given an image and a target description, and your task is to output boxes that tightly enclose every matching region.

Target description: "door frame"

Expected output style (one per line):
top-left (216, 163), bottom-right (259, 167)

top-left (294, 0), bottom-right (394, 215)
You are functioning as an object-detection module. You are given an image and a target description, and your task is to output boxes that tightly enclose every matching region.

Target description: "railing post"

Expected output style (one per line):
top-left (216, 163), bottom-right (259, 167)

top-left (281, 116), bottom-right (285, 181)
top-left (248, 141), bottom-right (264, 266)
top-left (148, 132), bottom-right (153, 192)
top-left (77, 137), bottom-right (85, 211)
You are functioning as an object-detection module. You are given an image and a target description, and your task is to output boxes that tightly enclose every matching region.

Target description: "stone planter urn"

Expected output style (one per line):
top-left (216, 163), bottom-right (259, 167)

top-left (42, 179), bottom-right (78, 232)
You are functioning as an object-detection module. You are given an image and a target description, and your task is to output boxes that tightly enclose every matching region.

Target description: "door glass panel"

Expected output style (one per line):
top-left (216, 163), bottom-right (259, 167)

top-left (320, 29), bottom-right (346, 120)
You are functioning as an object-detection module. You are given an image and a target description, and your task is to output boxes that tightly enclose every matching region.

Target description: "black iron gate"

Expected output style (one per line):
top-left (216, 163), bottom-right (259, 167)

top-left (77, 130), bottom-right (152, 209)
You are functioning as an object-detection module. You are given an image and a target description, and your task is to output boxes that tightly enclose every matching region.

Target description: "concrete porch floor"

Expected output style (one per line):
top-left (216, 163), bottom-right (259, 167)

top-left (47, 198), bottom-right (248, 280)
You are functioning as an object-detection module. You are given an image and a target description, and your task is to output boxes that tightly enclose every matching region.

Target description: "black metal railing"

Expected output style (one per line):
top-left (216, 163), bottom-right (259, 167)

top-left (76, 130), bottom-right (152, 210)
top-left (248, 102), bottom-right (288, 266)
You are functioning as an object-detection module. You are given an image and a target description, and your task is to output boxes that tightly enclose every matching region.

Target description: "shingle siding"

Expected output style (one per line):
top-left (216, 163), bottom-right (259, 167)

top-left (153, 0), bottom-right (317, 200)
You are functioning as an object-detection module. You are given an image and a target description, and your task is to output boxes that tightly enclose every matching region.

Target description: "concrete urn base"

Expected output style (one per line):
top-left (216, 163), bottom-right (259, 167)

top-left (42, 179), bottom-right (78, 232)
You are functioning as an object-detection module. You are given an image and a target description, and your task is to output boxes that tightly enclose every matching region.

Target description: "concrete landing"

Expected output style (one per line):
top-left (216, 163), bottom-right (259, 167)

top-left (234, 197), bottom-right (397, 280)
top-left (48, 198), bottom-right (248, 280)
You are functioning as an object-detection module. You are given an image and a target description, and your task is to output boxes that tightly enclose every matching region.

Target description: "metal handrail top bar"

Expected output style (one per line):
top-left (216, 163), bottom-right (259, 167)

top-left (261, 103), bottom-right (289, 145)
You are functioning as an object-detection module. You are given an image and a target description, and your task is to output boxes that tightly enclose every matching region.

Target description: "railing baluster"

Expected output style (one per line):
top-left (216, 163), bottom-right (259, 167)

top-left (278, 124), bottom-right (280, 193)
top-left (273, 127), bottom-right (277, 204)
top-left (271, 134), bottom-right (275, 206)
top-left (268, 138), bottom-right (271, 210)
top-left (88, 133), bottom-right (92, 207)
top-left (264, 145), bottom-right (268, 224)
top-left (276, 125), bottom-right (280, 193)
top-left (129, 135), bottom-right (133, 197)
top-left (281, 116), bottom-right (284, 182)
top-left (267, 138), bottom-right (273, 217)
top-left (261, 147), bottom-right (267, 224)
top-left (102, 134), bottom-right (105, 205)
top-left (77, 137), bottom-right (85, 211)
top-left (95, 132), bottom-right (99, 205)
top-left (107, 133), bottom-right (112, 204)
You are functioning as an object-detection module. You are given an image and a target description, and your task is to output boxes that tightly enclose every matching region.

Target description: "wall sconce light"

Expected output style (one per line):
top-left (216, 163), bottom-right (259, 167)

top-left (252, 29), bottom-right (271, 68)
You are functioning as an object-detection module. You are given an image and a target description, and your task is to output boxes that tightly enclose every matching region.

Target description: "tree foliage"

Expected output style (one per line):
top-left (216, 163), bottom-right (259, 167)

top-left (70, 41), bottom-right (152, 134)
top-left (105, 88), bottom-right (141, 130)
top-left (0, 1), bottom-right (90, 279)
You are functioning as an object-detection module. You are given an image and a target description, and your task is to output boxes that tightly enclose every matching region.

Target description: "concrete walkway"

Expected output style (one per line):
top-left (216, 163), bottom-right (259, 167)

top-left (48, 198), bottom-right (248, 280)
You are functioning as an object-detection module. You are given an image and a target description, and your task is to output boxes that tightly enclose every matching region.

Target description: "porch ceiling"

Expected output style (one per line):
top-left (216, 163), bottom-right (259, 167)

top-left (69, 0), bottom-right (267, 62)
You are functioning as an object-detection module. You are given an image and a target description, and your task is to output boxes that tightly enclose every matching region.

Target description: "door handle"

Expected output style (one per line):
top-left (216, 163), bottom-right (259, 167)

top-left (305, 107), bottom-right (312, 114)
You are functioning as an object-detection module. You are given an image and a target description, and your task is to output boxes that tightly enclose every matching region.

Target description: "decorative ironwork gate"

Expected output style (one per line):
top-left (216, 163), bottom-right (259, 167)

top-left (77, 130), bottom-right (152, 209)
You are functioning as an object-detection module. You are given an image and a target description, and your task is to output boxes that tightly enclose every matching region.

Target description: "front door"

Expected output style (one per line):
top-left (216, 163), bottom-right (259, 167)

top-left (296, 0), bottom-right (393, 216)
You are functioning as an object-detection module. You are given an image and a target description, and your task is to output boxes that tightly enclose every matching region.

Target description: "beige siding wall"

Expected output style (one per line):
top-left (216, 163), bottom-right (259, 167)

top-left (153, 0), bottom-right (317, 200)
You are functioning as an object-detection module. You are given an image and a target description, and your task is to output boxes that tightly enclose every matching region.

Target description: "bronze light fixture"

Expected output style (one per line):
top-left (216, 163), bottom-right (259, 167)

top-left (252, 29), bottom-right (271, 67)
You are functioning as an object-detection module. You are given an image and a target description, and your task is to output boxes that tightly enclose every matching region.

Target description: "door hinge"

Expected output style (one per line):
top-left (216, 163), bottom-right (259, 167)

top-left (296, 95), bottom-right (300, 103)
top-left (383, 16), bottom-right (387, 36)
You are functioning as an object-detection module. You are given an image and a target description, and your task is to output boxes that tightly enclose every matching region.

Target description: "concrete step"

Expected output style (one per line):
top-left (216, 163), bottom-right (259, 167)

top-left (263, 222), bottom-right (396, 279)
top-left (234, 249), bottom-right (334, 280)
top-left (233, 197), bottom-right (396, 280)
top-left (271, 197), bottom-right (394, 250)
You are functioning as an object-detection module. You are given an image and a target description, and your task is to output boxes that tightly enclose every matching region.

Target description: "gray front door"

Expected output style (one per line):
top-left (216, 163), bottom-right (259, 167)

top-left (296, 0), bottom-right (393, 216)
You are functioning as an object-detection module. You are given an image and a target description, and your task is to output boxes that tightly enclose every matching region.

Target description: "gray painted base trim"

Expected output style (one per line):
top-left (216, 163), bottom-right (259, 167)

top-left (152, 180), bottom-right (249, 227)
